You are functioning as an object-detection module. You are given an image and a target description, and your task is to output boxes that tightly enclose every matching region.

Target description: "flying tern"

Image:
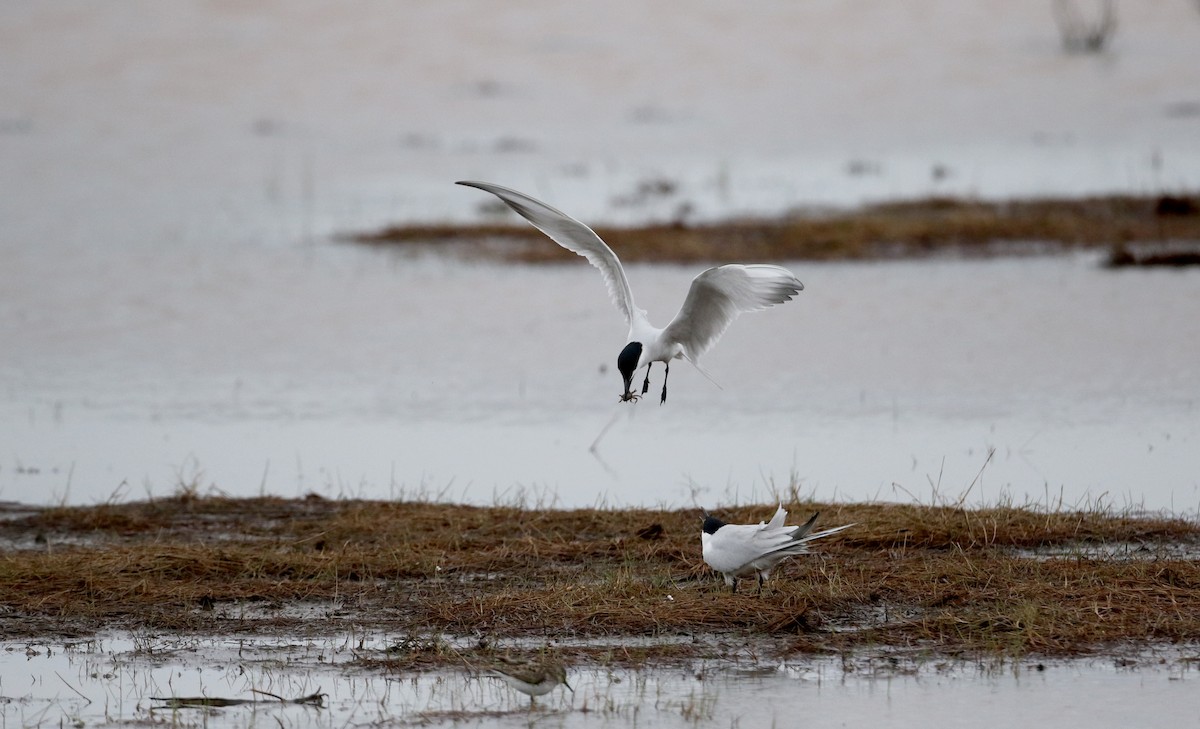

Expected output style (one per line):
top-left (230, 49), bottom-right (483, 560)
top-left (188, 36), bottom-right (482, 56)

top-left (457, 181), bottom-right (805, 404)
top-left (701, 505), bottom-right (854, 594)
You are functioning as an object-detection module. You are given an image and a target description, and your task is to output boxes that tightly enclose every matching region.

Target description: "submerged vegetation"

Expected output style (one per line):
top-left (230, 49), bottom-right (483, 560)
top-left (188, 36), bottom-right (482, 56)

top-left (2, 496), bottom-right (1198, 666)
top-left (353, 193), bottom-right (1200, 263)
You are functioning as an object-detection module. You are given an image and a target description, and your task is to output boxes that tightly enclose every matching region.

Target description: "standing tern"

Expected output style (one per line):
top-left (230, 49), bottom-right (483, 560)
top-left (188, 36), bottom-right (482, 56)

top-left (457, 181), bottom-right (805, 404)
top-left (701, 505), bottom-right (854, 594)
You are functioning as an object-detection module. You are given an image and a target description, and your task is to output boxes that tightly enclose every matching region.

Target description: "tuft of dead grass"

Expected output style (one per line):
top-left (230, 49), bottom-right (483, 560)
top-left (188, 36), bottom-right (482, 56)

top-left (351, 194), bottom-right (1200, 263)
top-left (1, 497), bottom-right (1198, 665)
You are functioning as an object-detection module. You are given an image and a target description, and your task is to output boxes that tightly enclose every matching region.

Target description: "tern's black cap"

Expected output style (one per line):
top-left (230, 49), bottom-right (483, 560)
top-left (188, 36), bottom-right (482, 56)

top-left (701, 513), bottom-right (727, 535)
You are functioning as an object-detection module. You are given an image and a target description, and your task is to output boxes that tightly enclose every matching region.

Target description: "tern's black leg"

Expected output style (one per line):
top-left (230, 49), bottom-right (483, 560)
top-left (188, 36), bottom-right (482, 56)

top-left (641, 364), bottom-right (651, 395)
top-left (730, 578), bottom-right (738, 595)
top-left (756, 574), bottom-right (765, 596)
top-left (660, 362), bottom-right (669, 404)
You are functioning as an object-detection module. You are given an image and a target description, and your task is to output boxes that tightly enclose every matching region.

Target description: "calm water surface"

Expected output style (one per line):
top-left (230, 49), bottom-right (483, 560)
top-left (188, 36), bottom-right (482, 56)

top-left (1, 635), bottom-right (1195, 728)
top-left (2, 1), bottom-right (1199, 510)
top-left (2, 243), bottom-right (1197, 511)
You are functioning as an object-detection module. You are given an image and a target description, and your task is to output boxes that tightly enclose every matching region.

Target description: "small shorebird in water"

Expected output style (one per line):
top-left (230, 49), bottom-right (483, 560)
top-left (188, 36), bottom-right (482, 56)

top-left (487, 656), bottom-right (573, 706)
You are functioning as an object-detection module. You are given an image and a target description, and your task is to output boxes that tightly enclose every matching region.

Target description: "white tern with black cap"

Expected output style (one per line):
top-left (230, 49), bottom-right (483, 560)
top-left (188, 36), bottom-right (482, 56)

top-left (701, 505), bottom-right (854, 593)
top-left (457, 181), bottom-right (805, 404)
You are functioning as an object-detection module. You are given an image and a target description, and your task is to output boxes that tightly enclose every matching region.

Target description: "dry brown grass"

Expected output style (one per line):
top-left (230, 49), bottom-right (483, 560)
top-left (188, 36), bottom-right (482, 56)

top-left (2, 497), bottom-right (1198, 665)
top-left (352, 194), bottom-right (1200, 263)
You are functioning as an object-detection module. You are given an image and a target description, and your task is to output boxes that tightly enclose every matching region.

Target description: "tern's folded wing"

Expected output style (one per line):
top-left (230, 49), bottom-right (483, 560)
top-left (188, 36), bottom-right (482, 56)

top-left (706, 524), bottom-right (776, 572)
top-left (764, 505), bottom-right (788, 530)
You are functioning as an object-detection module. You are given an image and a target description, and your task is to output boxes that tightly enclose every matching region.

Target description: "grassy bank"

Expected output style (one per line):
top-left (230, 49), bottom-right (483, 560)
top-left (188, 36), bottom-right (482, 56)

top-left (2, 497), bottom-right (1198, 666)
top-left (353, 193), bottom-right (1200, 263)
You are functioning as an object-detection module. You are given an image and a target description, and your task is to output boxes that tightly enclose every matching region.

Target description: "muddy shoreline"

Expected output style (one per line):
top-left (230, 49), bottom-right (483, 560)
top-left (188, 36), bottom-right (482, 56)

top-left (352, 193), bottom-right (1200, 264)
top-left (3, 496), bottom-right (1197, 668)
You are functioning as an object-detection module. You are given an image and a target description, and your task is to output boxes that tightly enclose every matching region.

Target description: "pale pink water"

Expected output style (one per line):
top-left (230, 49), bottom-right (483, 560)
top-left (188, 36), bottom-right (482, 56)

top-left (1, 1), bottom-right (1198, 510)
top-left (2, 634), bottom-right (1196, 728)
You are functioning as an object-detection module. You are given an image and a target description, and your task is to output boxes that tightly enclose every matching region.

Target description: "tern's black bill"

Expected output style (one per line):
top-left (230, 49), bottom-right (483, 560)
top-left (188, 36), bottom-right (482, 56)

top-left (616, 341), bottom-right (642, 403)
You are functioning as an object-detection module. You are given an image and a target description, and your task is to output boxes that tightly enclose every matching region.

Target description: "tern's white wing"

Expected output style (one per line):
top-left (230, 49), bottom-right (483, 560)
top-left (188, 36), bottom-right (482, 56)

top-left (661, 264), bottom-right (803, 362)
top-left (704, 524), bottom-right (777, 573)
top-left (764, 505), bottom-right (819, 533)
top-left (705, 520), bottom-right (803, 573)
top-left (764, 505), bottom-right (787, 530)
top-left (456, 181), bottom-right (641, 327)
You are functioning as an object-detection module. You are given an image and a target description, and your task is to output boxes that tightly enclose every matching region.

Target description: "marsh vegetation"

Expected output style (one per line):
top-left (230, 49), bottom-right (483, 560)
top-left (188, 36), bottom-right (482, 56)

top-left (3, 495), bottom-right (1198, 664)
top-left (354, 193), bottom-right (1200, 264)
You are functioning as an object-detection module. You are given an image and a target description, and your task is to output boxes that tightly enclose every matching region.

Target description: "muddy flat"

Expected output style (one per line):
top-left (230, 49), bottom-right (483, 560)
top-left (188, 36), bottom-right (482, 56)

top-left (354, 193), bottom-right (1200, 264)
top-left (4, 496), bottom-right (1198, 662)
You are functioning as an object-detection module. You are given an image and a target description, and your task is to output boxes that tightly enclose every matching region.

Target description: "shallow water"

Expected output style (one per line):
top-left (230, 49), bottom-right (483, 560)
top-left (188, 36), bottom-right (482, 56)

top-left (2, 1), bottom-right (1199, 511)
top-left (1, 635), bottom-right (1195, 728)
top-left (2, 242), bottom-right (1199, 511)
top-left (2, 242), bottom-right (1198, 511)
top-left (3, 1), bottom-right (1199, 235)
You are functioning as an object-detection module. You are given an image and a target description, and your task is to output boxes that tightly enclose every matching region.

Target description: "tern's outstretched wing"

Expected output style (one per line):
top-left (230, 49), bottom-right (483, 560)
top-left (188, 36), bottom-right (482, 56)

top-left (661, 264), bottom-right (803, 362)
top-left (456, 181), bottom-right (641, 327)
